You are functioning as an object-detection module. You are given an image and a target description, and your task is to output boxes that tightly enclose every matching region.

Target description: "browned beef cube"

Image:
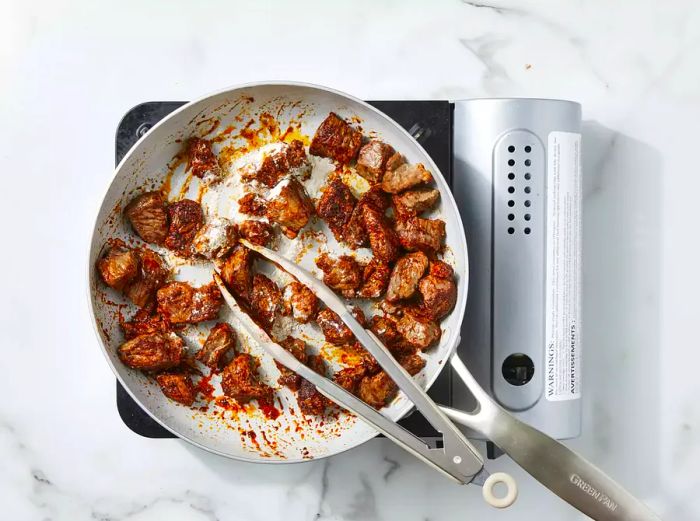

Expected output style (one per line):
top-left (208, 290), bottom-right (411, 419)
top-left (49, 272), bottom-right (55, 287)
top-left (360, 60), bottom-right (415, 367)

top-left (156, 372), bottom-right (197, 406)
top-left (399, 353), bottom-right (426, 376)
top-left (118, 332), bottom-right (184, 371)
top-left (250, 274), bottom-right (281, 330)
top-left (316, 253), bottom-right (363, 298)
top-left (238, 193), bottom-right (267, 217)
top-left (266, 179), bottom-right (314, 238)
top-left (124, 247), bottom-right (169, 308)
top-left (196, 323), bottom-right (236, 370)
top-left (186, 137), bottom-right (221, 180)
top-left (369, 315), bottom-right (413, 356)
top-left (429, 259), bottom-right (454, 279)
top-left (333, 364), bottom-right (369, 394)
top-left (358, 371), bottom-right (397, 409)
top-left (381, 163), bottom-right (433, 194)
top-left (412, 274), bottom-right (457, 322)
top-left (362, 204), bottom-right (401, 263)
top-left (316, 178), bottom-right (357, 242)
top-left (316, 308), bottom-right (354, 345)
top-left (124, 192), bottom-right (169, 245)
top-left (396, 313), bottom-right (441, 351)
top-left (309, 112), bottom-right (362, 164)
top-left (120, 308), bottom-right (172, 340)
top-left (358, 258), bottom-right (391, 298)
top-left (156, 280), bottom-right (223, 324)
top-left (217, 244), bottom-right (255, 304)
top-left (239, 220), bottom-right (273, 247)
top-left (275, 336), bottom-right (308, 391)
top-left (97, 240), bottom-right (139, 291)
top-left (392, 188), bottom-right (440, 219)
top-left (282, 281), bottom-right (319, 324)
top-left (165, 199), bottom-right (204, 256)
top-left (297, 355), bottom-right (327, 415)
top-left (246, 140), bottom-right (311, 187)
top-left (385, 251), bottom-right (429, 303)
top-left (192, 217), bottom-right (238, 260)
top-left (221, 353), bottom-right (273, 404)
top-left (395, 217), bottom-right (446, 253)
top-left (357, 140), bottom-right (395, 183)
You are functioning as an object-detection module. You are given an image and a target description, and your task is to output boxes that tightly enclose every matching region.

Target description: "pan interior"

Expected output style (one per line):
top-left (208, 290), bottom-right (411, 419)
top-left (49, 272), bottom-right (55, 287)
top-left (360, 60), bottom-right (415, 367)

top-left (88, 83), bottom-right (468, 462)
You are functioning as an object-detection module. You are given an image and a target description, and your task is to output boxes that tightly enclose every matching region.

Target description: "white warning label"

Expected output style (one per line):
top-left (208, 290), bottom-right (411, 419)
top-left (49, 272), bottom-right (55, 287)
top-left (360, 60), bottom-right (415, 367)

top-left (545, 131), bottom-right (582, 401)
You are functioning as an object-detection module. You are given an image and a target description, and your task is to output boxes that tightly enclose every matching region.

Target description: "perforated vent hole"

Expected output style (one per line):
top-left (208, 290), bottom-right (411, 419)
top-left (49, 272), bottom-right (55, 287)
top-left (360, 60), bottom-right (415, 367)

top-left (524, 159), bottom-right (531, 167)
top-left (507, 213), bottom-right (515, 221)
top-left (508, 186), bottom-right (515, 194)
top-left (524, 214), bottom-right (531, 221)
top-left (507, 227), bottom-right (515, 235)
top-left (508, 145), bottom-right (515, 153)
top-left (508, 159), bottom-right (515, 166)
top-left (524, 145), bottom-right (532, 153)
top-left (524, 227), bottom-right (531, 235)
top-left (524, 186), bottom-right (531, 194)
top-left (508, 200), bottom-right (515, 207)
top-left (524, 200), bottom-right (531, 207)
top-left (524, 172), bottom-right (531, 180)
top-left (508, 173), bottom-right (515, 180)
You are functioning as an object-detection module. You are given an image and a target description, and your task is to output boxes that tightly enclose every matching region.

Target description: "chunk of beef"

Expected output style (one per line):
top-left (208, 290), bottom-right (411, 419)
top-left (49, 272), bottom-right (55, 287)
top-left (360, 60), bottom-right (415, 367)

top-left (333, 364), bottom-right (369, 394)
top-left (316, 178), bottom-right (356, 242)
top-left (386, 251), bottom-right (429, 303)
top-left (358, 371), bottom-right (397, 409)
top-left (120, 309), bottom-right (172, 340)
top-left (385, 152), bottom-right (406, 172)
top-left (309, 112), bottom-right (362, 164)
top-left (186, 137), bottom-right (221, 180)
top-left (193, 217), bottom-right (238, 259)
top-left (156, 280), bottom-right (223, 324)
top-left (221, 353), bottom-right (273, 404)
top-left (429, 259), bottom-right (454, 279)
top-left (246, 140), bottom-right (311, 187)
top-left (266, 179), bottom-right (314, 238)
top-left (196, 323), bottom-right (236, 370)
top-left (217, 244), bottom-right (254, 304)
top-left (396, 313), bottom-right (441, 351)
top-left (344, 205), bottom-right (368, 249)
top-left (395, 217), bottom-right (446, 253)
top-left (275, 336), bottom-right (308, 391)
top-left (358, 258), bottom-right (391, 298)
top-left (124, 247), bottom-right (169, 308)
top-left (316, 308), bottom-right (354, 345)
top-left (118, 332), bottom-right (184, 371)
top-left (399, 352), bottom-right (426, 376)
top-left (250, 274), bottom-right (281, 330)
top-left (392, 188), bottom-right (440, 219)
top-left (156, 372), bottom-right (196, 406)
top-left (369, 315), bottom-right (413, 355)
top-left (357, 140), bottom-right (395, 183)
top-left (237, 193), bottom-right (266, 217)
top-left (380, 299), bottom-right (404, 317)
top-left (165, 199), bottom-right (204, 256)
top-left (413, 274), bottom-right (457, 321)
top-left (239, 220), bottom-right (273, 247)
top-left (316, 253), bottom-right (362, 298)
top-left (362, 204), bottom-right (401, 263)
top-left (297, 355), bottom-right (327, 415)
top-left (124, 192), bottom-right (169, 245)
top-left (359, 185), bottom-right (390, 212)
top-left (97, 240), bottom-right (139, 291)
top-left (381, 163), bottom-right (433, 194)
top-left (282, 281), bottom-right (319, 324)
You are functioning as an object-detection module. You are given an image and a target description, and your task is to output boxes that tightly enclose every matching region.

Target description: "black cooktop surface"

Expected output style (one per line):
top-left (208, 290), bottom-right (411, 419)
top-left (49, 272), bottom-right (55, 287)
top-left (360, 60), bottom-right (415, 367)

top-left (115, 100), bottom-right (454, 439)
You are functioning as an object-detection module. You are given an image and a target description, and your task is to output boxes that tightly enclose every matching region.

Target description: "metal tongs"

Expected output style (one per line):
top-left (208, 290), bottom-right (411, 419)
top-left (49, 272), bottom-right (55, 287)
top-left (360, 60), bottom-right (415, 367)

top-left (214, 239), bottom-right (662, 519)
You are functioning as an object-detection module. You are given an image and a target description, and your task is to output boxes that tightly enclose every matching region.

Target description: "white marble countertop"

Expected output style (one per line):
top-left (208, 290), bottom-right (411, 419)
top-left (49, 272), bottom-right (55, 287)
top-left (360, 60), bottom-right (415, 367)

top-left (2, 0), bottom-right (699, 519)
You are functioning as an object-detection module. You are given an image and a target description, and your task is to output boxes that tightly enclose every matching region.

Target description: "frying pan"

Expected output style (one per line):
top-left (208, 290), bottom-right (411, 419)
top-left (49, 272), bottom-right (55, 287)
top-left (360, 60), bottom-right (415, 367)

top-left (87, 81), bottom-right (470, 463)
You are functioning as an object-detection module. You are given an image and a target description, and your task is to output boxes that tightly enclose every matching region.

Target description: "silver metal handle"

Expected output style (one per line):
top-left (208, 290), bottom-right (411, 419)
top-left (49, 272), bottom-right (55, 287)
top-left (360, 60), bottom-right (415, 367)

top-left (443, 355), bottom-right (662, 521)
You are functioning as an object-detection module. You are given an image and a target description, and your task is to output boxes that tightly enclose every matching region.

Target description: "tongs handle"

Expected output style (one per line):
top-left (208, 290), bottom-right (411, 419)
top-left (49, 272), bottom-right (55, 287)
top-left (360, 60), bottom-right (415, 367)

top-left (443, 355), bottom-right (662, 521)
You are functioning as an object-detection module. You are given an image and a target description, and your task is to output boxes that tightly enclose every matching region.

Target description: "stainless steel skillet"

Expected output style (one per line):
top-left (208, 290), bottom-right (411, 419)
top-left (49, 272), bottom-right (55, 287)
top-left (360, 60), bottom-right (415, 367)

top-left (88, 82), bottom-right (470, 462)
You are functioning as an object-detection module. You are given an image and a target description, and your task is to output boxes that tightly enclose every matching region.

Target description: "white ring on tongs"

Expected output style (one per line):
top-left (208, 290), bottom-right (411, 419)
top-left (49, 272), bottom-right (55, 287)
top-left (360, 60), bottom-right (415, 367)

top-left (482, 472), bottom-right (518, 508)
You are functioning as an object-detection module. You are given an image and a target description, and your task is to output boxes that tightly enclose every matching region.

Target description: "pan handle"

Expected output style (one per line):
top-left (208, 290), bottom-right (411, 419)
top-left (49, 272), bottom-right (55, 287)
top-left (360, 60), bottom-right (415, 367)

top-left (443, 355), bottom-right (663, 521)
